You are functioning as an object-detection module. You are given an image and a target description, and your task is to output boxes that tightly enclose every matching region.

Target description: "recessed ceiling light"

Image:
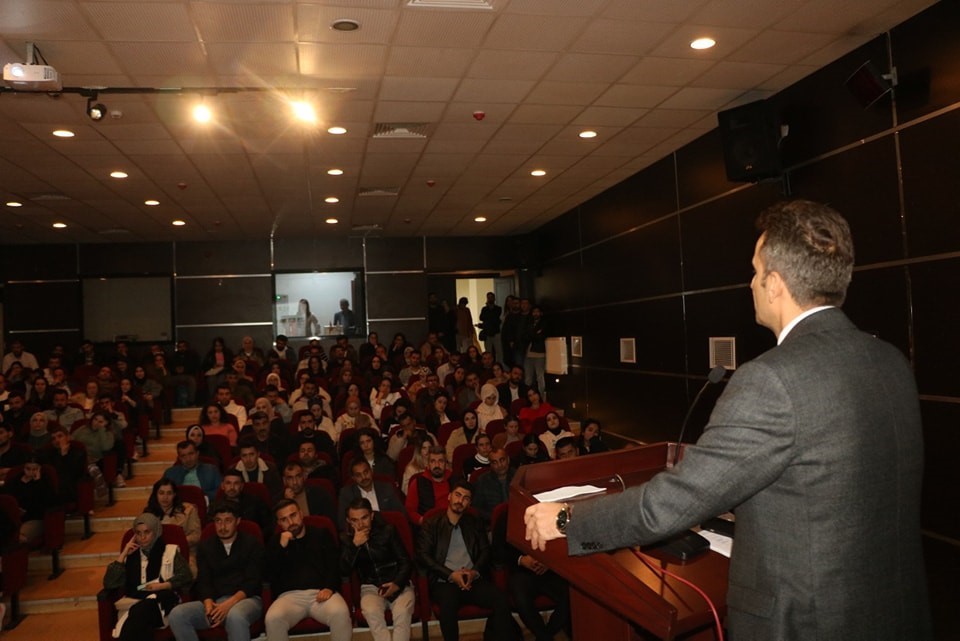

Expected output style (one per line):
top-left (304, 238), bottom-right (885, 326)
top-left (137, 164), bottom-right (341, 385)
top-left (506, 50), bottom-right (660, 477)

top-left (325, 217), bottom-right (339, 224)
top-left (690, 37), bottom-right (716, 50)
top-left (52, 222), bottom-right (67, 228)
top-left (291, 101), bottom-right (316, 123)
top-left (327, 168), bottom-right (344, 176)
top-left (327, 126), bottom-right (347, 135)
top-left (110, 171), bottom-right (128, 179)
top-left (193, 104), bottom-right (212, 123)
top-left (331, 18), bottom-right (360, 31)
top-left (5, 201), bottom-right (22, 207)
top-left (530, 169), bottom-right (546, 177)
top-left (52, 129), bottom-right (74, 138)
top-left (474, 216), bottom-right (487, 223)
top-left (144, 199), bottom-right (160, 206)
top-left (325, 197), bottom-right (340, 204)
top-left (172, 220), bottom-right (186, 226)
top-left (579, 130), bottom-right (598, 139)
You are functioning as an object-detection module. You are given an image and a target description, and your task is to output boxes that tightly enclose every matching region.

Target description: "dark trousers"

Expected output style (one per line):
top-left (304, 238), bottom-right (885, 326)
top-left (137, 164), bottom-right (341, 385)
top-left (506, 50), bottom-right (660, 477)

top-left (119, 597), bottom-right (164, 641)
top-left (431, 578), bottom-right (520, 641)
top-left (509, 569), bottom-right (571, 641)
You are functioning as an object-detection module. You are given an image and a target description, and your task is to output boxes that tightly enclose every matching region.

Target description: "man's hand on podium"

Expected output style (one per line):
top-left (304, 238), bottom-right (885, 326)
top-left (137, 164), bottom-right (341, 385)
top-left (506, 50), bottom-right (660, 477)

top-left (524, 502), bottom-right (565, 551)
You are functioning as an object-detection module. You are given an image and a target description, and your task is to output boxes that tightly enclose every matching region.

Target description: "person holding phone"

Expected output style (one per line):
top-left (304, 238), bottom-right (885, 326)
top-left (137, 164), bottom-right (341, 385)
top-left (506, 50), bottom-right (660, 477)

top-left (339, 498), bottom-right (415, 641)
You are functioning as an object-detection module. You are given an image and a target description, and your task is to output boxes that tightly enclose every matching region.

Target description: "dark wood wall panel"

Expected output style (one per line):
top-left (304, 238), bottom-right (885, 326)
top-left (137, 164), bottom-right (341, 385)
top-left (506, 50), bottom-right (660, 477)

top-left (365, 237), bottom-right (423, 272)
top-left (899, 107), bottom-right (960, 257)
top-left (581, 219), bottom-right (682, 304)
top-left (909, 258), bottom-right (960, 397)
top-left (272, 237), bottom-right (364, 271)
top-left (4, 282), bottom-right (81, 331)
top-left (919, 400), bottom-right (960, 539)
top-left (674, 130), bottom-right (736, 209)
top-left (579, 156), bottom-right (677, 247)
top-left (532, 208), bottom-right (581, 263)
top-left (174, 277), bottom-right (273, 326)
top-left (367, 319), bottom-right (428, 348)
top-left (585, 370), bottom-right (688, 442)
top-left (79, 243), bottom-right (174, 276)
top-left (177, 326), bottom-right (274, 359)
top-left (425, 236), bottom-right (518, 272)
top-left (365, 273), bottom-right (427, 319)
top-left (679, 182), bottom-right (782, 292)
top-left (532, 253), bottom-right (584, 312)
top-left (176, 241), bottom-right (271, 276)
top-left (842, 266), bottom-right (911, 355)
top-left (683, 288), bottom-right (774, 375)
top-left (1, 245), bottom-right (76, 281)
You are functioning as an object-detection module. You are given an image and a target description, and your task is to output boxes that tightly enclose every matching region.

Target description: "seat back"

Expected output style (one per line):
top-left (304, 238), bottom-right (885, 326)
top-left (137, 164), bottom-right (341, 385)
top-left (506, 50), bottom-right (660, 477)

top-left (200, 519), bottom-right (264, 544)
top-left (204, 434), bottom-right (233, 468)
top-left (484, 419), bottom-right (505, 439)
top-left (437, 421), bottom-right (461, 447)
top-left (451, 443), bottom-right (476, 479)
top-left (177, 484), bottom-right (208, 524)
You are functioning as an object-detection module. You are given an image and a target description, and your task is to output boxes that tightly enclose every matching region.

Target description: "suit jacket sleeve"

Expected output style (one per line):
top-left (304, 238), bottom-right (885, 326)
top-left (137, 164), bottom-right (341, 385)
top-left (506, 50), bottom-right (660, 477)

top-left (566, 359), bottom-right (796, 554)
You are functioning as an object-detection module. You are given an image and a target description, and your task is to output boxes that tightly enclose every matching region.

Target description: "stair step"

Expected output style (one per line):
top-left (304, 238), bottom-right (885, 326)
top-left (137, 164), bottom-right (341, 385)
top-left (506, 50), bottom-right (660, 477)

top-left (20, 567), bottom-right (103, 614)
top-left (29, 533), bottom-right (119, 573)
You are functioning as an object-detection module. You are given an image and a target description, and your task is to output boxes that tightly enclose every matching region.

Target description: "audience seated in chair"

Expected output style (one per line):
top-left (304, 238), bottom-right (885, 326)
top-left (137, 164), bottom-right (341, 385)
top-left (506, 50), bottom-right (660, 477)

top-left (163, 440), bottom-right (222, 504)
top-left (281, 461), bottom-right (337, 523)
top-left (143, 477), bottom-right (202, 578)
top-left (233, 437), bottom-right (283, 499)
top-left (218, 470), bottom-right (273, 538)
top-left (404, 446), bottom-right (453, 526)
top-left (336, 458), bottom-right (404, 530)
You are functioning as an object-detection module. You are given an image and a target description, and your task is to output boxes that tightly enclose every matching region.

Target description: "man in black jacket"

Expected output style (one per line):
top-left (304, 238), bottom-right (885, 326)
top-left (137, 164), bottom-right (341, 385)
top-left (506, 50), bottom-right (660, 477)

top-left (416, 481), bottom-right (518, 641)
top-left (263, 499), bottom-right (352, 641)
top-left (168, 501), bottom-right (264, 641)
top-left (219, 470), bottom-right (273, 539)
top-left (340, 498), bottom-right (415, 641)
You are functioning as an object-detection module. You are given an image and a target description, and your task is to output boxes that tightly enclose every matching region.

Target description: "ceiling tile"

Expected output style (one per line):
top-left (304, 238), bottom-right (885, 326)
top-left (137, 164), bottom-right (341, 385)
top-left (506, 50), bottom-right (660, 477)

top-left (525, 81), bottom-right (609, 106)
top-left (467, 50), bottom-right (558, 81)
top-left (727, 31), bottom-right (837, 65)
top-left (482, 14), bottom-right (587, 51)
top-left (692, 60), bottom-right (787, 89)
top-left (83, 2), bottom-right (195, 41)
top-left (691, 0), bottom-right (808, 29)
top-left (193, 2), bottom-right (295, 42)
top-left (453, 79), bottom-right (535, 104)
top-left (380, 76), bottom-right (459, 101)
top-left (299, 43), bottom-right (387, 78)
top-left (594, 84), bottom-right (680, 109)
top-left (571, 19), bottom-right (677, 55)
top-left (393, 10), bottom-right (497, 48)
top-left (384, 46), bottom-right (477, 78)
top-left (296, 5), bottom-right (400, 44)
top-left (573, 106), bottom-right (648, 126)
top-left (620, 56), bottom-right (715, 86)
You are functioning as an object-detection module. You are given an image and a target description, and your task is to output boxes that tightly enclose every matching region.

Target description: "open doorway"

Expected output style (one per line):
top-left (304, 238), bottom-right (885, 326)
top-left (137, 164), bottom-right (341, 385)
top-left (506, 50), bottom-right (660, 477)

top-left (426, 273), bottom-right (515, 356)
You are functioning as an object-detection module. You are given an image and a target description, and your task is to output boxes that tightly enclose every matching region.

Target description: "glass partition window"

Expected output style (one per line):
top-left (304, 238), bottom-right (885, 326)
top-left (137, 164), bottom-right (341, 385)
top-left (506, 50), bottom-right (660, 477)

top-left (273, 272), bottom-right (363, 338)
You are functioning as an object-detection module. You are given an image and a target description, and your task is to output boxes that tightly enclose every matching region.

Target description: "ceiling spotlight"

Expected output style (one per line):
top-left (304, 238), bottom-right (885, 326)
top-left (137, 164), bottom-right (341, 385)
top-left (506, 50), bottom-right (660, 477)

top-left (327, 126), bottom-right (347, 135)
top-left (474, 216), bottom-right (487, 223)
top-left (579, 130), bottom-right (598, 139)
top-left (110, 171), bottom-right (128, 179)
top-left (52, 129), bottom-right (74, 138)
top-left (331, 18), bottom-right (360, 32)
top-left (52, 222), bottom-right (67, 229)
top-left (291, 101), bottom-right (316, 123)
top-left (6, 201), bottom-right (23, 207)
top-left (193, 104), bottom-right (212, 123)
top-left (325, 196), bottom-right (340, 204)
top-left (690, 37), bottom-right (716, 50)
top-left (327, 168), bottom-right (344, 176)
top-left (87, 99), bottom-right (107, 122)
top-left (172, 219), bottom-right (186, 226)
top-left (530, 169), bottom-right (546, 177)
top-left (144, 199), bottom-right (160, 206)
top-left (325, 217), bottom-right (339, 224)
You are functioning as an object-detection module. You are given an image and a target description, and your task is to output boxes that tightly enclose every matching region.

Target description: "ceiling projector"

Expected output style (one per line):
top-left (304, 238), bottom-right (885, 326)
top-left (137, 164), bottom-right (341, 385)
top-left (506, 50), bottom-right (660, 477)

top-left (3, 62), bottom-right (61, 91)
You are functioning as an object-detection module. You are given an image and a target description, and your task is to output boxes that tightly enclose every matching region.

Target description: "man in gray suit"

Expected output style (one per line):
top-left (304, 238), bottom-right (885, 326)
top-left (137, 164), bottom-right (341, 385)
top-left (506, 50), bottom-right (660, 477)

top-left (525, 200), bottom-right (931, 640)
top-left (337, 458), bottom-right (404, 530)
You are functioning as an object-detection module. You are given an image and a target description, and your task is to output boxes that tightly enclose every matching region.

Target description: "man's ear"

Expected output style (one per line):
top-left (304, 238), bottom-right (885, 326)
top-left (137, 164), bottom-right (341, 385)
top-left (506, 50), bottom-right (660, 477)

top-left (764, 270), bottom-right (785, 302)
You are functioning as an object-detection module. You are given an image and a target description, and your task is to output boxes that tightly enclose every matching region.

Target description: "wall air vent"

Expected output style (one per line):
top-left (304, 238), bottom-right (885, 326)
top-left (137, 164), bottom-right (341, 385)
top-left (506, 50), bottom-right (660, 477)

top-left (619, 338), bottom-right (636, 364)
top-left (709, 337), bottom-right (737, 370)
top-left (373, 122), bottom-right (429, 139)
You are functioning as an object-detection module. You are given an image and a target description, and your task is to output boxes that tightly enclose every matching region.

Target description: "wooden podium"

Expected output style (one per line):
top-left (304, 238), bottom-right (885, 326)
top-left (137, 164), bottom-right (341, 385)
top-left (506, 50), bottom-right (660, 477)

top-left (506, 442), bottom-right (729, 641)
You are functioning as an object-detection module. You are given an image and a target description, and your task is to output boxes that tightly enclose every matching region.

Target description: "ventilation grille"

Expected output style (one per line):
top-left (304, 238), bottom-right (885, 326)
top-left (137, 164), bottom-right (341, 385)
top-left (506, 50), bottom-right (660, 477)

top-left (407, 0), bottom-right (494, 8)
top-left (358, 187), bottom-right (400, 198)
top-left (709, 337), bottom-right (737, 370)
top-left (619, 338), bottom-right (636, 364)
top-left (373, 122), bottom-right (429, 139)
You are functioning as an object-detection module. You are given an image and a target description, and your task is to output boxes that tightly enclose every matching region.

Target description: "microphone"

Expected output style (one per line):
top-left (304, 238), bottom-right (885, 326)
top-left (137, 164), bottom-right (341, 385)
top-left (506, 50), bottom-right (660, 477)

top-left (672, 365), bottom-right (727, 466)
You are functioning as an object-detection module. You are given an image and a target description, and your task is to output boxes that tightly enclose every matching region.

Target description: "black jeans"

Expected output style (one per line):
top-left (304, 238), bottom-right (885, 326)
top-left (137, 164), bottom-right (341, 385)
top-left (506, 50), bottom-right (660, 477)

top-left (430, 578), bottom-right (520, 641)
top-left (509, 569), bottom-right (571, 641)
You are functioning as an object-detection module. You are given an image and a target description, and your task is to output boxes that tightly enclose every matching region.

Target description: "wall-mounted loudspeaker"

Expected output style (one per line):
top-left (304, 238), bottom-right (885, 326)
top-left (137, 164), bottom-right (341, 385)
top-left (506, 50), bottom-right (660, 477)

top-left (717, 99), bottom-right (781, 183)
top-left (845, 61), bottom-right (895, 108)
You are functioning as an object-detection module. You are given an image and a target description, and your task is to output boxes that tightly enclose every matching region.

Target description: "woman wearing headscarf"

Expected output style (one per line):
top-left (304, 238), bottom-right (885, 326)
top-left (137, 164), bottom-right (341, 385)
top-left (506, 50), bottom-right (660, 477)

top-left (102, 513), bottom-right (192, 641)
top-left (475, 383), bottom-right (507, 431)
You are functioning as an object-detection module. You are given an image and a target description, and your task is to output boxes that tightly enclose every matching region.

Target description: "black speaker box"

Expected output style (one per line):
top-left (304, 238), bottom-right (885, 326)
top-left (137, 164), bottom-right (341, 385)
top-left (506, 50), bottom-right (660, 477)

top-left (717, 99), bottom-right (782, 182)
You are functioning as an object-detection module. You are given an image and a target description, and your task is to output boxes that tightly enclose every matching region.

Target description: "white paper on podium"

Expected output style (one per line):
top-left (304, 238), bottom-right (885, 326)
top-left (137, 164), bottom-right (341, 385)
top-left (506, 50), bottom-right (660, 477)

top-left (533, 485), bottom-right (608, 503)
top-left (695, 528), bottom-right (733, 558)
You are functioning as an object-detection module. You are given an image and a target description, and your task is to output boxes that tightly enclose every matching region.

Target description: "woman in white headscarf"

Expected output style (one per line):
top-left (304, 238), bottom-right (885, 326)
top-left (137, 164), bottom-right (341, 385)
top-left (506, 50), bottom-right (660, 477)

top-left (475, 383), bottom-right (507, 430)
top-left (103, 513), bottom-right (192, 641)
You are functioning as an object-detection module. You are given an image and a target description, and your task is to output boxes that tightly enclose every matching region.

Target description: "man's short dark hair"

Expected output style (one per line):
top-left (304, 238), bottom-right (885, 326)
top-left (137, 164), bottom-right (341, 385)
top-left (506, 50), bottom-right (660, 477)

top-left (284, 461), bottom-right (304, 474)
top-left (209, 500), bottom-right (241, 519)
top-left (250, 411), bottom-right (268, 422)
top-left (451, 479), bottom-right (473, 496)
top-left (52, 388), bottom-right (69, 398)
top-left (427, 445), bottom-right (446, 459)
top-left (276, 334), bottom-right (288, 342)
top-left (176, 440), bottom-right (196, 452)
top-left (264, 384), bottom-right (279, 394)
top-left (347, 497), bottom-right (373, 514)
top-left (756, 200), bottom-right (854, 307)
top-left (350, 457), bottom-right (372, 474)
top-left (222, 469), bottom-right (244, 481)
top-left (555, 436), bottom-right (577, 452)
top-left (273, 498), bottom-right (298, 515)
top-left (237, 436), bottom-right (258, 452)
top-left (216, 383), bottom-right (232, 393)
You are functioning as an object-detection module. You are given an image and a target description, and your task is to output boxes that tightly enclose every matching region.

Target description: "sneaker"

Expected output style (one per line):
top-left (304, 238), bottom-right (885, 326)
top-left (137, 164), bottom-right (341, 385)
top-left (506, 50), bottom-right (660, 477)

top-left (114, 475), bottom-right (126, 488)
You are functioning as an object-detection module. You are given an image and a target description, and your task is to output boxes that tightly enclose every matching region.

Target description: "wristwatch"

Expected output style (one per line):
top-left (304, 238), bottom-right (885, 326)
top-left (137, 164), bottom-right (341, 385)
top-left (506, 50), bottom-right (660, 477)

top-left (556, 503), bottom-right (572, 535)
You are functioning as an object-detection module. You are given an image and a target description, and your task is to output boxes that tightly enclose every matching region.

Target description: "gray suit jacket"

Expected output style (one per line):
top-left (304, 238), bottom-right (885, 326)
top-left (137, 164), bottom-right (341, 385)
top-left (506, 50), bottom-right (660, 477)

top-left (337, 480), bottom-right (405, 530)
top-left (567, 309), bottom-right (930, 640)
